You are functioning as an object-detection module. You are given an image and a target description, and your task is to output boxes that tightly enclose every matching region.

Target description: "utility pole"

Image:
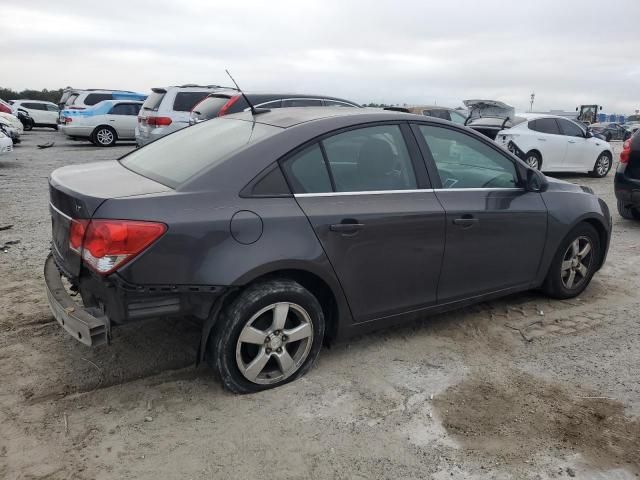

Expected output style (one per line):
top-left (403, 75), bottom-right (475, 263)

top-left (529, 92), bottom-right (535, 112)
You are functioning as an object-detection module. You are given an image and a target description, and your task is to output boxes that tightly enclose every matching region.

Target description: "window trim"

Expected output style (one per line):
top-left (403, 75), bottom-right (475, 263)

top-left (278, 121), bottom-right (432, 195)
top-left (409, 121), bottom-right (525, 190)
top-left (528, 117), bottom-right (562, 136)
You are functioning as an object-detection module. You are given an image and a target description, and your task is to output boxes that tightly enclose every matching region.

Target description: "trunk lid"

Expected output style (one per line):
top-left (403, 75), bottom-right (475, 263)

top-left (49, 161), bottom-right (172, 277)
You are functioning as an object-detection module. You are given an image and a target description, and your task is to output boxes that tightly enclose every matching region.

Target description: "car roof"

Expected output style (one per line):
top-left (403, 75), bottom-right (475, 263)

top-left (516, 113), bottom-right (576, 121)
top-left (13, 99), bottom-right (57, 105)
top-left (224, 107), bottom-right (440, 129)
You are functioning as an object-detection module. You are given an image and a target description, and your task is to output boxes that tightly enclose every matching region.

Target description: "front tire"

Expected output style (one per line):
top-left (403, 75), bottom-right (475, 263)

top-left (590, 152), bottom-right (611, 178)
top-left (92, 126), bottom-right (117, 147)
top-left (542, 223), bottom-right (601, 299)
top-left (617, 199), bottom-right (640, 220)
top-left (209, 279), bottom-right (325, 393)
top-left (23, 120), bottom-right (33, 131)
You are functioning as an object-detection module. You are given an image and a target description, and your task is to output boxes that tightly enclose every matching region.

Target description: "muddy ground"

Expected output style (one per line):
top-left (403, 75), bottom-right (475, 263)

top-left (1, 129), bottom-right (639, 479)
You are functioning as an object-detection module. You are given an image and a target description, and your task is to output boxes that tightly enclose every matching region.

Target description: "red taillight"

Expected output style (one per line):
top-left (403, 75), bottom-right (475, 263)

top-left (63, 116), bottom-right (72, 124)
top-left (620, 139), bottom-right (632, 164)
top-left (218, 95), bottom-right (241, 117)
top-left (69, 219), bottom-right (166, 275)
top-left (146, 116), bottom-right (172, 127)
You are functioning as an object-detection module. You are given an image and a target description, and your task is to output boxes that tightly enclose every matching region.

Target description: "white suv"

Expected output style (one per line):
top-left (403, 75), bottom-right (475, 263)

top-left (10, 100), bottom-right (59, 130)
top-left (136, 84), bottom-right (234, 146)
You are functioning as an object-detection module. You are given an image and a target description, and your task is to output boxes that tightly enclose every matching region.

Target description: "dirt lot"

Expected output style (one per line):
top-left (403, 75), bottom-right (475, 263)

top-left (1, 129), bottom-right (639, 479)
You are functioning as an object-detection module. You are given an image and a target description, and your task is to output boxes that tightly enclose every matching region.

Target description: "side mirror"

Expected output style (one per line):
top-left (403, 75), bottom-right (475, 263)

top-left (525, 168), bottom-right (548, 193)
top-left (586, 130), bottom-right (593, 138)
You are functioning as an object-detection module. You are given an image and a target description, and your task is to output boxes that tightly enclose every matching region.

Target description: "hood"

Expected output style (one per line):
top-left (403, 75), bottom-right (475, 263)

top-left (544, 176), bottom-right (587, 194)
top-left (463, 99), bottom-right (515, 120)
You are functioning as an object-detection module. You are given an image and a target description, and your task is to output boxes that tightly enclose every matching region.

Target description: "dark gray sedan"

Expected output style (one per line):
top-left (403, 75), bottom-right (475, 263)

top-left (45, 108), bottom-right (611, 393)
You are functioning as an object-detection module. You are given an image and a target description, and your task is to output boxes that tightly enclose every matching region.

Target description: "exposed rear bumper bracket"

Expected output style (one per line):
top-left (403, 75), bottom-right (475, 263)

top-left (44, 254), bottom-right (110, 347)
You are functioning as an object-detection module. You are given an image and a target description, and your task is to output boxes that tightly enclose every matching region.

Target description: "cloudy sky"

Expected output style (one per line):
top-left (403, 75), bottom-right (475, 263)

top-left (2, 0), bottom-right (639, 113)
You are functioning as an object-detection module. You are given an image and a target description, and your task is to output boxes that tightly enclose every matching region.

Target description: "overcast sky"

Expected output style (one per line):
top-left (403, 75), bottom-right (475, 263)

top-left (2, 0), bottom-right (639, 113)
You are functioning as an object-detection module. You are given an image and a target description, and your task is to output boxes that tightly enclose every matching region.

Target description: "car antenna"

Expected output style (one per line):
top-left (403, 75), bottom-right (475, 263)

top-left (225, 69), bottom-right (269, 115)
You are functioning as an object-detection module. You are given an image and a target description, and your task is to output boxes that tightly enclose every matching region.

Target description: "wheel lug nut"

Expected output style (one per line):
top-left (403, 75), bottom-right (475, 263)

top-left (266, 348), bottom-right (272, 354)
top-left (282, 335), bottom-right (288, 342)
top-left (277, 347), bottom-right (283, 353)
top-left (265, 336), bottom-right (271, 343)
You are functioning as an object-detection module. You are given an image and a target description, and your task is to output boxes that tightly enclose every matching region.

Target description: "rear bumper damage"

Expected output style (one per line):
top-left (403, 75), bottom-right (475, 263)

top-left (45, 254), bottom-right (227, 347)
top-left (45, 254), bottom-right (110, 346)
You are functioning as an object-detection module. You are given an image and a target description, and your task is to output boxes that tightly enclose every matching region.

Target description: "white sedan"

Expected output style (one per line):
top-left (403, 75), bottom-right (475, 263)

top-left (60, 100), bottom-right (142, 147)
top-left (0, 130), bottom-right (13, 156)
top-left (495, 114), bottom-right (613, 177)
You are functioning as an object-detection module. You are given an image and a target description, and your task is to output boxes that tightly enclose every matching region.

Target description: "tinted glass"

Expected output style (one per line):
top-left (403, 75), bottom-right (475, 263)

top-left (323, 100), bottom-right (353, 107)
top-left (528, 118), bottom-right (560, 135)
top-left (322, 125), bottom-right (417, 192)
top-left (110, 103), bottom-right (140, 115)
top-left (448, 111), bottom-right (466, 124)
top-left (173, 92), bottom-right (210, 112)
top-left (65, 93), bottom-right (79, 106)
top-left (142, 91), bottom-right (165, 111)
top-left (281, 99), bottom-right (323, 107)
top-left (24, 103), bottom-right (46, 110)
top-left (247, 165), bottom-right (291, 196)
top-left (121, 119), bottom-right (280, 188)
top-left (418, 125), bottom-right (518, 189)
top-left (281, 144), bottom-right (332, 194)
top-left (84, 93), bottom-right (113, 106)
top-left (558, 118), bottom-right (585, 137)
top-left (423, 109), bottom-right (450, 121)
top-left (257, 100), bottom-right (282, 109)
top-left (192, 96), bottom-right (231, 119)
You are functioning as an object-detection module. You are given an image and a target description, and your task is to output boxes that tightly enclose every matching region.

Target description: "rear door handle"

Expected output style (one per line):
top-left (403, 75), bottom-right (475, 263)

top-left (330, 221), bottom-right (364, 234)
top-left (452, 215), bottom-right (479, 228)
top-left (537, 138), bottom-right (546, 141)
top-left (568, 140), bottom-right (576, 143)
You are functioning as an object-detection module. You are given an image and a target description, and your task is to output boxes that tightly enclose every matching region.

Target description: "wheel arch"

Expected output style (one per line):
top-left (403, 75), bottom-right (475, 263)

top-left (580, 217), bottom-right (609, 270)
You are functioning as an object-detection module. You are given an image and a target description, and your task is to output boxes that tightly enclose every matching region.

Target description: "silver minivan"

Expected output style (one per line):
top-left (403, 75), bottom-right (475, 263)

top-left (136, 84), bottom-right (234, 147)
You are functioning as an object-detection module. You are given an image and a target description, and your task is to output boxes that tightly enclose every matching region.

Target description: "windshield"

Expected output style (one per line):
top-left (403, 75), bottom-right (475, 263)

top-left (121, 118), bottom-right (281, 187)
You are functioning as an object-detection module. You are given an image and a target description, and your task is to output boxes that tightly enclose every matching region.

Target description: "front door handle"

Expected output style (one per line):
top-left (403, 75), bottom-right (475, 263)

top-left (537, 138), bottom-right (546, 141)
top-left (452, 215), bottom-right (479, 228)
top-left (568, 140), bottom-right (576, 143)
top-left (330, 220), bottom-right (364, 234)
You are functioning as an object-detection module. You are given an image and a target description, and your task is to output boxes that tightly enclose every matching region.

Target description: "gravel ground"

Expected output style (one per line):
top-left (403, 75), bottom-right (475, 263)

top-left (1, 129), bottom-right (639, 479)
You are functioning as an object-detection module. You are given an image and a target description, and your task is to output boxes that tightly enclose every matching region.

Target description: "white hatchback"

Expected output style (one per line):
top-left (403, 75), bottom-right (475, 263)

top-left (10, 100), bottom-right (59, 130)
top-left (495, 114), bottom-right (613, 177)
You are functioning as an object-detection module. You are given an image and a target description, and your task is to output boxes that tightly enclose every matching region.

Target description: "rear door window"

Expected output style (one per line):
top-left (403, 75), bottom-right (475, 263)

top-left (45, 104), bottom-right (59, 112)
top-left (528, 118), bottom-right (561, 135)
top-left (281, 145), bottom-right (333, 194)
top-left (323, 100), bottom-right (354, 107)
top-left (173, 91), bottom-right (211, 112)
top-left (65, 94), bottom-right (79, 106)
top-left (281, 99), bottom-right (323, 107)
top-left (322, 125), bottom-right (417, 192)
top-left (110, 103), bottom-right (140, 115)
top-left (84, 93), bottom-right (114, 105)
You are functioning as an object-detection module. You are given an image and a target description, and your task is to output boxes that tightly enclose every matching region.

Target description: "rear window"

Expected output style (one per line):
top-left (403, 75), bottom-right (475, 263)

top-left (121, 119), bottom-right (280, 187)
top-left (173, 91), bottom-right (211, 112)
top-left (84, 93), bottom-right (113, 106)
top-left (142, 91), bottom-right (166, 111)
top-left (193, 95), bottom-right (232, 119)
top-left (65, 93), bottom-right (79, 106)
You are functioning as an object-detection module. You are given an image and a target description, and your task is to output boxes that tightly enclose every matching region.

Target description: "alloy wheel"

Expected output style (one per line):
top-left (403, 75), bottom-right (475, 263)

top-left (96, 128), bottom-right (114, 146)
top-left (595, 154), bottom-right (610, 177)
top-left (525, 155), bottom-right (539, 169)
top-left (235, 302), bottom-right (314, 385)
top-left (560, 236), bottom-right (593, 289)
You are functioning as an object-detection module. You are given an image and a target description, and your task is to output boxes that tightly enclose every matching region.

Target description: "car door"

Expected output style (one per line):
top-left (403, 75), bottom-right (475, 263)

top-left (526, 118), bottom-right (567, 170)
top-left (23, 103), bottom-right (45, 124)
top-left (44, 104), bottom-right (59, 124)
top-left (556, 118), bottom-right (593, 171)
top-left (281, 123), bottom-right (446, 323)
top-left (412, 123), bottom-right (547, 302)
top-left (106, 103), bottom-right (139, 139)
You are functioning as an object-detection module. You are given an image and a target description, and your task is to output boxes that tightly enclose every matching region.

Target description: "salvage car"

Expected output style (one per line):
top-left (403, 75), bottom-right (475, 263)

top-left (45, 108), bottom-right (611, 393)
top-left (494, 114), bottom-right (613, 177)
top-left (136, 84), bottom-right (234, 146)
top-left (10, 100), bottom-right (59, 130)
top-left (463, 99), bottom-right (517, 140)
top-left (60, 100), bottom-right (143, 146)
top-left (589, 122), bottom-right (632, 142)
top-left (190, 92), bottom-right (360, 124)
top-left (615, 129), bottom-right (640, 219)
top-left (0, 129), bottom-right (13, 155)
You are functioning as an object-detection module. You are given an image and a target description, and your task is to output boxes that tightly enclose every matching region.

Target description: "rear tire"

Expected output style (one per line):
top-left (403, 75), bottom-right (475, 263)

top-left (617, 199), bottom-right (640, 220)
top-left (524, 151), bottom-right (542, 170)
top-left (208, 279), bottom-right (325, 393)
top-left (590, 152), bottom-right (611, 178)
top-left (542, 223), bottom-right (601, 299)
top-left (92, 126), bottom-right (116, 147)
top-left (23, 120), bottom-right (33, 131)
